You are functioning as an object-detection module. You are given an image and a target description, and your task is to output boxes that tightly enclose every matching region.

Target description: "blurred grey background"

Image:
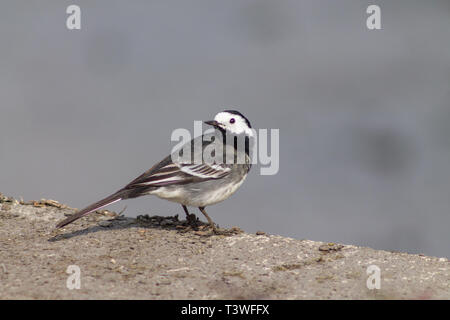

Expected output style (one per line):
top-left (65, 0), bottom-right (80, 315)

top-left (1, 1), bottom-right (450, 258)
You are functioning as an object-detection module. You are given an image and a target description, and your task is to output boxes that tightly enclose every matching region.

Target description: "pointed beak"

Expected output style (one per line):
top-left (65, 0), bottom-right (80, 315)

top-left (204, 120), bottom-right (220, 128)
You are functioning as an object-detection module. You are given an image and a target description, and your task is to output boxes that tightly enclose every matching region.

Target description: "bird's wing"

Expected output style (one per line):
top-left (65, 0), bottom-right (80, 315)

top-left (178, 162), bottom-right (231, 179)
top-left (122, 133), bottom-right (232, 190)
top-left (123, 158), bottom-right (231, 189)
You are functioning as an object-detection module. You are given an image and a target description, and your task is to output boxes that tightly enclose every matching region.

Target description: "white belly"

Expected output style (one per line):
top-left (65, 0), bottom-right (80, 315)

top-left (150, 176), bottom-right (247, 207)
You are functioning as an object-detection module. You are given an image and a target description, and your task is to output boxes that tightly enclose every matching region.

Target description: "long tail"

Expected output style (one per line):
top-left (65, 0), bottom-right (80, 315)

top-left (55, 191), bottom-right (124, 229)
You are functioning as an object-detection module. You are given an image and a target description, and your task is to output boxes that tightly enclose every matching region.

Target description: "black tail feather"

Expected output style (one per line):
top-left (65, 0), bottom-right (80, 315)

top-left (55, 192), bottom-right (124, 229)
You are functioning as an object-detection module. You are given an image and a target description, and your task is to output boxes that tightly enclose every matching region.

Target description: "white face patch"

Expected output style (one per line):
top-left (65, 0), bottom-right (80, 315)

top-left (214, 112), bottom-right (253, 136)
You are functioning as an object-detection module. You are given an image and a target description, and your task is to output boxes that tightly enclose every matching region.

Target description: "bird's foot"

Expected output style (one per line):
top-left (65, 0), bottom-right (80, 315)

top-left (209, 223), bottom-right (218, 234)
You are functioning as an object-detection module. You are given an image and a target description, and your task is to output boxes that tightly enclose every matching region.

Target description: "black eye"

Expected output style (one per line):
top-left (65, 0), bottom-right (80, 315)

top-left (229, 118), bottom-right (235, 124)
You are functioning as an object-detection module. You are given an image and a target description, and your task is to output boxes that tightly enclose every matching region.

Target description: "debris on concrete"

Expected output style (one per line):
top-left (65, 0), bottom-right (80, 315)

top-left (0, 194), bottom-right (448, 299)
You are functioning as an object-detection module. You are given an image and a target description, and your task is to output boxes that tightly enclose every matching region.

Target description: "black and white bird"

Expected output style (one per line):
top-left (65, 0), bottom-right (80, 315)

top-left (56, 110), bottom-right (254, 233)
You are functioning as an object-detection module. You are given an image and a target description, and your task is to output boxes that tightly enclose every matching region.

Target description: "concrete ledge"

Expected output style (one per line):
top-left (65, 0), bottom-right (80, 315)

top-left (0, 193), bottom-right (448, 299)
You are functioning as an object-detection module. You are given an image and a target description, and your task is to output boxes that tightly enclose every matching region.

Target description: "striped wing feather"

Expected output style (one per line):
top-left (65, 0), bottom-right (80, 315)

top-left (123, 156), bottom-right (230, 189)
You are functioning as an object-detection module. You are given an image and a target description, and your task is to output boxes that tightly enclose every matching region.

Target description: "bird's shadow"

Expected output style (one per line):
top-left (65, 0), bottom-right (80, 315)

top-left (47, 214), bottom-right (211, 242)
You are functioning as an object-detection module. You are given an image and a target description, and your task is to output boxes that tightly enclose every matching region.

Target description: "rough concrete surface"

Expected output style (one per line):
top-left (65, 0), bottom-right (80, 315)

top-left (0, 193), bottom-right (449, 299)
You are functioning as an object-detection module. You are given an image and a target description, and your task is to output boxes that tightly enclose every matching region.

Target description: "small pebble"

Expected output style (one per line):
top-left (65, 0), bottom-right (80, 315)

top-left (98, 221), bottom-right (112, 227)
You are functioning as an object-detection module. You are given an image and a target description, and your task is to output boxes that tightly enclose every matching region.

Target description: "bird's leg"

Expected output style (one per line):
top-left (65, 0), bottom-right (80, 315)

top-left (198, 207), bottom-right (217, 233)
top-left (182, 205), bottom-right (190, 219)
top-left (182, 205), bottom-right (197, 226)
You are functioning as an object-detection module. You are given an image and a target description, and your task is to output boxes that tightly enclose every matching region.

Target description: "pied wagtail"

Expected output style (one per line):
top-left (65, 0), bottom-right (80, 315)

top-left (56, 110), bottom-right (254, 233)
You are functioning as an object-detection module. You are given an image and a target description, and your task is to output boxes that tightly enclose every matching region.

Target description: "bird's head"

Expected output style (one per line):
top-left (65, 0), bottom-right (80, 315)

top-left (204, 110), bottom-right (253, 136)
